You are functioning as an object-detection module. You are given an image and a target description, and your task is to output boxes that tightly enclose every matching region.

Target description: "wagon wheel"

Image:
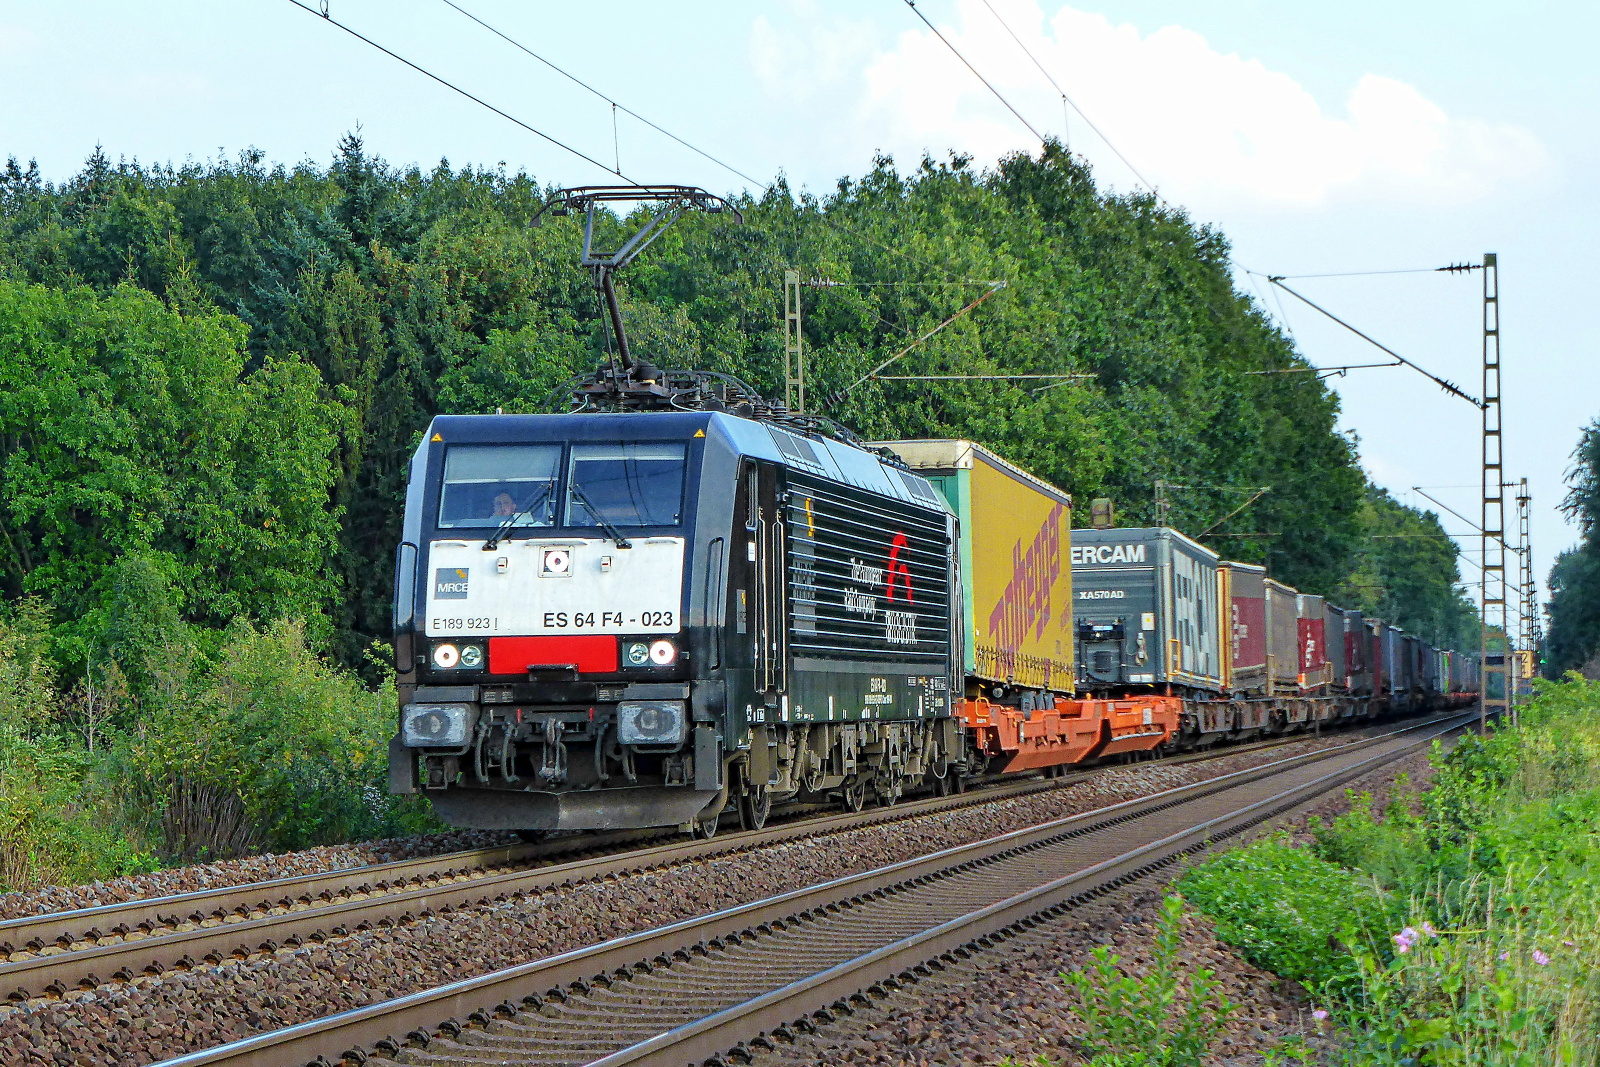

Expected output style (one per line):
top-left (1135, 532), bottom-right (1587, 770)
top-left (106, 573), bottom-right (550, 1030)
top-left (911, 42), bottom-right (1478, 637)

top-left (738, 784), bottom-right (772, 831)
top-left (693, 810), bottom-right (721, 839)
top-left (515, 829), bottom-right (547, 844)
top-left (874, 774), bottom-right (902, 808)
top-left (840, 776), bottom-right (867, 812)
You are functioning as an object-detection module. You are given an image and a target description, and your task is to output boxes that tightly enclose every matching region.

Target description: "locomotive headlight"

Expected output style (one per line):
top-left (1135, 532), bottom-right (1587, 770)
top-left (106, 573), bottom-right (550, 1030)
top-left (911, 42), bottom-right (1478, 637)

top-left (402, 703), bottom-right (476, 746)
top-left (458, 644), bottom-right (484, 669)
top-left (623, 641), bottom-right (651, 667)
top-left (616, 700), bottom-right (687, 745)
top-left (648, 639), bottom-right (677, 666)
top-left (432, 643), bottom-right (460, 669)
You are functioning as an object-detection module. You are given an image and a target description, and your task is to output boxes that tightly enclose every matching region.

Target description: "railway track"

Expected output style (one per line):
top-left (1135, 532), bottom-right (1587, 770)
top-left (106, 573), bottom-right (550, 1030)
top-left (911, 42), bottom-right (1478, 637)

top-left (0, 778), bottom-right (1060, 1000)
top-left (151, 711), bottom-right (1471, 1067)
top-left (0, 717), bottom-right (1418, 1003)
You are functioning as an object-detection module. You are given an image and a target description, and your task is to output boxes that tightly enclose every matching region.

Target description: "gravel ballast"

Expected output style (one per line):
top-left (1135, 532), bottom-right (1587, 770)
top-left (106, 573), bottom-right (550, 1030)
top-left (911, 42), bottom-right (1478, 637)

top-left (0, 829), bottom-right (519, 925)
top-left (0, 726), bottom-right (1435, 1066)
top-left (743, 733), bottom-right (1453, 1066)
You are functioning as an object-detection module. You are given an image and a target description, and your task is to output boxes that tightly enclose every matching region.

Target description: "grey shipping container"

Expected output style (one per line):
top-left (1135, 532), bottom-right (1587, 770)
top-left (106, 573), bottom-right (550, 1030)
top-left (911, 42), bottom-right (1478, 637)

top-left (1324, 602), bottom-right (1349, 691)
top-left (1402, 634), bottom-right (1423, 696)
top-left (1265, 577), bottom-right (1299, 691)
top-left (1383, 626), bottom-right (1404, 699)
top-left (1070, 527), bottom-right (1224, 694)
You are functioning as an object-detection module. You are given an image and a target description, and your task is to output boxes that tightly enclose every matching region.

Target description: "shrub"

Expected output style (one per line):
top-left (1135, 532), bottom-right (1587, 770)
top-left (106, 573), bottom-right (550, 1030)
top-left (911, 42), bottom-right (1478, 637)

top-left (1184, 677), bottom-right (1600, 1066)
top-left (1061, 895), bottom-right (1235, 1067)
top-left (0, 723), bottom-right (157, 889)
top-left (1176, 835), bottom-right (1380, 998)
top-left (0, 598), bottom-right (56, 728)
top-left (115, 618), bottom-right (437, 861)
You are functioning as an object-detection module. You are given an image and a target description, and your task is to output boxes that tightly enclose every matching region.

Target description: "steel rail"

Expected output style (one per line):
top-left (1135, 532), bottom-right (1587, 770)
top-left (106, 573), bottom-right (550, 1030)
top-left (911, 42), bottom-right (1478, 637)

top-left (0, 712), bottom-right (1405, 987)
top-left (0, 777), bottom-right (1060, 999)
top-left (146, 713), bottom-right (1469, 1067)
top-left (595, 713), bottom-right (1470, 1067)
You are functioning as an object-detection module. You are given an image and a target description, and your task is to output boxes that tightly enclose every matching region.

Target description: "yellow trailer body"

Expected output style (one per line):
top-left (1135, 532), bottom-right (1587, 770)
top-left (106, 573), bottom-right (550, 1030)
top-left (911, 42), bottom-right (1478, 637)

top-left (874, 440), bottom-right (1074, 691)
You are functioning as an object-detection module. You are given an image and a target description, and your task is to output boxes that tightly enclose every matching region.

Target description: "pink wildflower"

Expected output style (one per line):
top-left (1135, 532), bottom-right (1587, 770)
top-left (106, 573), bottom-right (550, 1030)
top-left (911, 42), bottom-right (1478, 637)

top-left (1421, 921), bottom-right (1438, 937)
top-left (1393, 928), bottom-right (1417, 954)
top-left (1312, 1009), bottom-right (1329, 1021)
top-left (1533, 949), bottom-right (1551, 967)
top-left (1498, 952), bottom-right (1510, 962)
top-left (1563, 940), bottom-right (1576, 948)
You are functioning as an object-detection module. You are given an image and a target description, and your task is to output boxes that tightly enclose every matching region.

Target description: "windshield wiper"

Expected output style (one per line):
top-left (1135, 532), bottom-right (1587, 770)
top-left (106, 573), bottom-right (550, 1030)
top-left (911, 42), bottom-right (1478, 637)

top-left (569, 481), bottom-right (633, 549)
top-left (482, 486), bottom-right (553, 551)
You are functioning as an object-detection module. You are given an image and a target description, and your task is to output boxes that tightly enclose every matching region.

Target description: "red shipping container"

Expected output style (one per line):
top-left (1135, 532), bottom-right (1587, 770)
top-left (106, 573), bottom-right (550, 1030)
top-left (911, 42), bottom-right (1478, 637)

top-left (1298, 616), bottom-right (1327, 675)
top-left (1222, 561), bottom-right (1267, 694)
top-left (1297, 593), bottom-right (1328, 684)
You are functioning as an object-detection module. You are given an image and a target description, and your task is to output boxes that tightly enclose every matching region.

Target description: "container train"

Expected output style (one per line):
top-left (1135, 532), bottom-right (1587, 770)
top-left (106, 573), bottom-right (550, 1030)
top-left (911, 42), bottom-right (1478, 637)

top-left (388, 417), bottom-right (1479, 837)
top-left (386, 183), bottom-right (1478, 838)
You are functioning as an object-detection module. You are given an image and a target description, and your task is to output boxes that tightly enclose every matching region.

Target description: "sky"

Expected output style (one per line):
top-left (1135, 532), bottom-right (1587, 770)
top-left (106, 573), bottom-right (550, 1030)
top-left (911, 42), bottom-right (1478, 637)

top-left (2, 0), bottom-right (1595, 634)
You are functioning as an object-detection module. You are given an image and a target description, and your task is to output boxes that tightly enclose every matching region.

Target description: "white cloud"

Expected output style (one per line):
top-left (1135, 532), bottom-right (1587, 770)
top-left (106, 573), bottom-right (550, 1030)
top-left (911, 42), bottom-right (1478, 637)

top-left (750, 0), bottom-right (1547, 209)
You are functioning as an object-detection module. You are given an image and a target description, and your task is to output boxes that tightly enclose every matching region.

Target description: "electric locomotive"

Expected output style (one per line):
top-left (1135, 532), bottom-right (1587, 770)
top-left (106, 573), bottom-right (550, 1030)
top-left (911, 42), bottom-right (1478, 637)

top-left (387, 408), bottom-right (960, 836)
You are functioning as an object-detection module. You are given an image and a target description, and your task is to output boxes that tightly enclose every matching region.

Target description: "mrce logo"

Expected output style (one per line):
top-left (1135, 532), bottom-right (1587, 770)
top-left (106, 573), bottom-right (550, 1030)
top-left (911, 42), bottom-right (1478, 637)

top-left (434, 568), bottom-right (469, 599)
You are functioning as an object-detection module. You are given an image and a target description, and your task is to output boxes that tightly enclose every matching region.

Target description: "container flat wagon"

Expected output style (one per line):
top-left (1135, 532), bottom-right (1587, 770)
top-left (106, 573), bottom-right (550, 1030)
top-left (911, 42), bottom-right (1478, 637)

top-left (878, 440), bottom-right (1180, 773)
top-left (1066, 527), bottom-right (1480, 745)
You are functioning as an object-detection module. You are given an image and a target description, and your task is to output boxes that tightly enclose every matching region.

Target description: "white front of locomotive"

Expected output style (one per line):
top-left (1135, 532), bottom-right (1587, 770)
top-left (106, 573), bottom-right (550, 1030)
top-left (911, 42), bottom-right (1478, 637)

top-left (394, 428), bottom-right (713, 829)
top-left (419, 438), bottom-right (689, 670)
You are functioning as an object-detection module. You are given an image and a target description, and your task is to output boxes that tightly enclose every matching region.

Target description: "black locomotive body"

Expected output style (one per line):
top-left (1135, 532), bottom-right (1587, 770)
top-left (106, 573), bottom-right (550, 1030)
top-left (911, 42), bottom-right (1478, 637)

top-left (389, 409), bottom-right (959, 834)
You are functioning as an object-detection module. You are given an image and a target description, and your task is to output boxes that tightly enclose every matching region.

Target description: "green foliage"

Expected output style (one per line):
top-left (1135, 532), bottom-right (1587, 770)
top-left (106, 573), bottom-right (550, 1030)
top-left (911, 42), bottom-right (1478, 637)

top-left (0, 278), bottom-right (343, 681)
top-left (2, 138), bottom-right (1470, 671)
top-left (0, 597), bottom-right (56, 728)
top-left (1184, 676), bottom-right (1600, 1065)
top-left (0, 600), bottom-right (157, 888)
top-left (1061, 895), bottom-right (1235, 1067)
top-left (1175, 832), bottom-right (1380, 997)
top-left (0, 722), bottom-right (159, 889)
top-left (1337, 487), bottom-right (1479, 650)
top-left (114, 618), bottom-right (436, 861)
top-left (1546, 418), bottom-right (1600, 677)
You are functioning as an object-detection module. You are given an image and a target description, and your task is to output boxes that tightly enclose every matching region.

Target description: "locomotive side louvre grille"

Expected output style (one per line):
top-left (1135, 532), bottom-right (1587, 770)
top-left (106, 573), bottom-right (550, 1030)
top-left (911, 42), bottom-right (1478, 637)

top-left (770, 427), bottom-right (823, 469)
top-left (897, 469), bottom-right (942, 506)
top-left (785, 474), bottom-right (951, 665)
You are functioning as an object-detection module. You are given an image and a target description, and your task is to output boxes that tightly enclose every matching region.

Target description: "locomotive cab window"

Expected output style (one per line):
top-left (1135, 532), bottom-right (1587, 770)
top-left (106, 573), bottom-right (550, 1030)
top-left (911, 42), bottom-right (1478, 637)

top-left (565, 443), bottom-right (687, 527)
top-left (437, 444), bottom-right (561, 529)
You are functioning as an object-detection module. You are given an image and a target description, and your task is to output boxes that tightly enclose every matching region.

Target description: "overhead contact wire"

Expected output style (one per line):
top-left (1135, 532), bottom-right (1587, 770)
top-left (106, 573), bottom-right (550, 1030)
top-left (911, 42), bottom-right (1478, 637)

top-left (1262, 275), bottom-right (1482, 408)
top-left (284, 0), bottom-right (633, 183)
top-left (437, 0), bottom-right (765, 189)
top-left (974, 0), bottom-right (1162, 200)
top-left (901, 0), bottom-right (1045, 142)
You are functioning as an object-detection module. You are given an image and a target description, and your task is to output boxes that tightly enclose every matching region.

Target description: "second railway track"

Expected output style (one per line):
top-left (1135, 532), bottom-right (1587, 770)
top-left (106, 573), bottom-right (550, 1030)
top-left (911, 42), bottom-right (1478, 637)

top-left (0, 719), bottom-right (1420, 1002)
top-left (153, 711), bottom-right (1470, 1067)
top-left (0, 776), bottom-right (1059, 1000)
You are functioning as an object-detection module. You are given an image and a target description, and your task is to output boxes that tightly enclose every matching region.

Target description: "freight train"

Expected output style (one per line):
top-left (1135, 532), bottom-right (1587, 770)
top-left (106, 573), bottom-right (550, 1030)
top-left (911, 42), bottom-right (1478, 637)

top-left (386, 184), bottom-right (1479, 838)
top-left (387, 416), bottom-right (1479, 837)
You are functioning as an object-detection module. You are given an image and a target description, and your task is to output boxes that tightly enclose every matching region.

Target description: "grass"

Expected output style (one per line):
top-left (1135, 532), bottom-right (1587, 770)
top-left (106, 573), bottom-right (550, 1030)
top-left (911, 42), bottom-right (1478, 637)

top-left (1175, 675), bottom-right (1600, 1066)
